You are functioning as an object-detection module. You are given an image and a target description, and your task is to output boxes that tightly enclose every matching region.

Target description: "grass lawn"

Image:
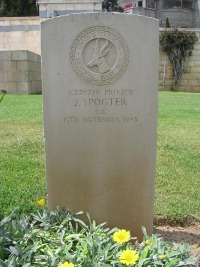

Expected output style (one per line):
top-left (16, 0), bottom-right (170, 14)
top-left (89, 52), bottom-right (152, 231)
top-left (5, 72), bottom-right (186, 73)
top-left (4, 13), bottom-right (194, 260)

top-left (155, 92), bottom-right (200, 223)
top-left (0, 92), bottom-right (200, 224)
top-left (0, 95), bottom-right (46, 215)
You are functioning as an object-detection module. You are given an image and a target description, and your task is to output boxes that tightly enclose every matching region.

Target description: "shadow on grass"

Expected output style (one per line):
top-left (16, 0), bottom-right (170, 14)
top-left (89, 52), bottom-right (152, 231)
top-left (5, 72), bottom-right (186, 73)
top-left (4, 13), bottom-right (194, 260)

top-left (31, 92), bottom-right (42, 95)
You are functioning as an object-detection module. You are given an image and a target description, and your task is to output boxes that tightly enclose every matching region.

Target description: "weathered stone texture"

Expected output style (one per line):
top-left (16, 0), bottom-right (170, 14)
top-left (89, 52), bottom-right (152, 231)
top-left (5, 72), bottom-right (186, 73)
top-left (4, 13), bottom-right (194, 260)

top-left (0, 17), bottom-right (41, 54)
top-left (0, 50), bottom-right (41, 94)
top-left (38, 0), bottom-right (102, 18)
top-left (42, 13), bottom-right (159, 240)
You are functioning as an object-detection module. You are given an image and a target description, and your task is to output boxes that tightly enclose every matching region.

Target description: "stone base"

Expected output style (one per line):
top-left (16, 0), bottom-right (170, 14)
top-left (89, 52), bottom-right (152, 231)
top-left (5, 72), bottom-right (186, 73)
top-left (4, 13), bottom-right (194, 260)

top-left (0, 50), bottom-right (41, 94)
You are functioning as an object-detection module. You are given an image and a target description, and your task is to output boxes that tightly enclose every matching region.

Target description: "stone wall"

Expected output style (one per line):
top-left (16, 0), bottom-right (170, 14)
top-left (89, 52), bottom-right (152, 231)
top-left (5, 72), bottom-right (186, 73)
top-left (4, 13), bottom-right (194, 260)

top-left (0, 17), bottom-right (40, 54)
top-left (119, 0), bottom-right (200, 28)
top-left (159, 9), bottom-right (197, 28)
top-left (159, 29), bottom-right (200, 92)
top-left (126, 7), bottom-right (157, 19)
top-left (0, 16), bottom-right (200, 93)
top-left (38, 0), bottom-right (102, 19)
top-left (0, 50), bottom-right (41, 94)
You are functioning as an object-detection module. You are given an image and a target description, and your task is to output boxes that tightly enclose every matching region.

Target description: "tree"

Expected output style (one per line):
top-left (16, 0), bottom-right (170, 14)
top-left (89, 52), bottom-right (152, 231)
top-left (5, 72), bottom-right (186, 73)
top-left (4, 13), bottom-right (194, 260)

top-left (165, 17), bottom-right (170, 28)
top-left (0, 0), bottom-right (6, 16)
top-left (0, 0), bottom-right (39, 17)
top-left (160, 29), bottom-right (197, 90)
top-left (102, 0), bottom-right (124, 12)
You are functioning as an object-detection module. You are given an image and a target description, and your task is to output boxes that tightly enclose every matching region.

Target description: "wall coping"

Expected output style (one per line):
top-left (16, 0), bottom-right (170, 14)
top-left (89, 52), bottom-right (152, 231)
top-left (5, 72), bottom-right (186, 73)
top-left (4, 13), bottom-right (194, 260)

top-left (160, 28), bottom-right (200, 32)
top-left (0, 17), bottom-right (39, 21)
top-left (38, 0), bottom-right (101, 3)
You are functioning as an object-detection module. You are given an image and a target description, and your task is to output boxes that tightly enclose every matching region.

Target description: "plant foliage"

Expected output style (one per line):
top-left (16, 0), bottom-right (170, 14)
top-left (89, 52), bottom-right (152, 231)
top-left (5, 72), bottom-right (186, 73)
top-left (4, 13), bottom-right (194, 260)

top-left (0, 207), bottom-right (197, 267)
top-left (0, 0), bottom-right (38, 17)
top-left (165, 18), bottom-right (170, 28)
top-left (160, 30), bottom-right (198, 91)
top-left (0, 90), bottom-right (7, 104)
top-left (102, 0), bottom-right (124, 12)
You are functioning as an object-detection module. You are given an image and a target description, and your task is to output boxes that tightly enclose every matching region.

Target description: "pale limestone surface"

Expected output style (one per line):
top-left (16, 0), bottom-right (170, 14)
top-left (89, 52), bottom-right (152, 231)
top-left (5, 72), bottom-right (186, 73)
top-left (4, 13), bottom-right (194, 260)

top-left (0, 50), bottom-right (41, 94)
top-left (41, 13), bottom-right (159, 240)
top-left (0, 17), bottom-right (41, 55)
top-left (38, 0), bottom-right (102, 18)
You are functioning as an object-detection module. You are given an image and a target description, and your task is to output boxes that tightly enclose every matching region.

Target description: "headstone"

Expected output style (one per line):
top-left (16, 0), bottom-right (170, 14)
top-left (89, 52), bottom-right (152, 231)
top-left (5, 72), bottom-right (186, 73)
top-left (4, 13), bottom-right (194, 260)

top-left (41, 13), bottom-right (159, 240)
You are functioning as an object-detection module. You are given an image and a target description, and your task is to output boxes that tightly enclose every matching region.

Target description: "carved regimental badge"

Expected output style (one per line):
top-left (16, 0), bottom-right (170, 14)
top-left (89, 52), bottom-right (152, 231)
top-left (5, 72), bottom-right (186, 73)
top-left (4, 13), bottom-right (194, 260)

top-left (70, 26), bottom-right (129, 86)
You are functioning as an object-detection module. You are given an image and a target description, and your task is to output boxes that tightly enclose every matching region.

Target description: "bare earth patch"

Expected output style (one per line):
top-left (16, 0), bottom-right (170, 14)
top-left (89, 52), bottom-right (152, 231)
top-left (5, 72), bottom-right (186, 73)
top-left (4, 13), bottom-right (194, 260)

top-left (154, 222), bottom-right (200, 259)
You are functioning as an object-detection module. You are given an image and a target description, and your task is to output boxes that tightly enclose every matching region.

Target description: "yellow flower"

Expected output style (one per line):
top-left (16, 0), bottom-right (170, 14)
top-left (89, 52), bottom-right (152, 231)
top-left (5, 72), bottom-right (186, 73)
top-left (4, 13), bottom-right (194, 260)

top-left (37, 198), bottom-right (45, 206)
top-left (58, 262), bottom-right (75, 267)
top-left (113, 229), bottom-right (131, 244)
top-left (145, 239), bottom-right (151, 245)
top-left (158, 254), bottom-right (167, 260)
top-left (119, 249), bottom-right (139, 265)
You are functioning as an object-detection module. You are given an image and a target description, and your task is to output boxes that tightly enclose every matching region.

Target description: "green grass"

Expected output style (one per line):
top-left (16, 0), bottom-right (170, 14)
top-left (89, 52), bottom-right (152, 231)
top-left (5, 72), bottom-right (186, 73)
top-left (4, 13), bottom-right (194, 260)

top-left (155, 92), bottom-right (200, 223)
top-left (0, 95), bottom-right (46, 215)
top-left (0, 92), bottom-right (200, 224)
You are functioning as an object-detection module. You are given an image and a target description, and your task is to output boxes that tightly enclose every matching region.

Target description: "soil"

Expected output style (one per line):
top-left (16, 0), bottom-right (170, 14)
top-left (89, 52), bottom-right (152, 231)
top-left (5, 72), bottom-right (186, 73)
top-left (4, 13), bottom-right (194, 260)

top-left (153, 222), bottom-right (200, 261)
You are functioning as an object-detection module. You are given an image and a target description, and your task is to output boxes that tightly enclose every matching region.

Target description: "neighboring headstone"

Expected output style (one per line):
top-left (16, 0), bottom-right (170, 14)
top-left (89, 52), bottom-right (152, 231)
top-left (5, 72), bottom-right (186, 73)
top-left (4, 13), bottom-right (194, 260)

top-left (41, 13), bottom-right (159, 240)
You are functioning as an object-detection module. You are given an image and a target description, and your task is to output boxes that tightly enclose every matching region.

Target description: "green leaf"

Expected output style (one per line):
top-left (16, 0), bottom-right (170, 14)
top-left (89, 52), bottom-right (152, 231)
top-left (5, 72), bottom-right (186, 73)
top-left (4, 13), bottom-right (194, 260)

top-left (0, 259), bottom-right (8, 267)
top-left (136, 258), bottom-right (151, 267)
top-left (141, 227), bottom-right (148, 240)
top-left (165, 258), bottom-right (180, 267)
top-left (22, 264), bottom-right (31, 267)
top-left (140, 246), bottom-right (149, 260)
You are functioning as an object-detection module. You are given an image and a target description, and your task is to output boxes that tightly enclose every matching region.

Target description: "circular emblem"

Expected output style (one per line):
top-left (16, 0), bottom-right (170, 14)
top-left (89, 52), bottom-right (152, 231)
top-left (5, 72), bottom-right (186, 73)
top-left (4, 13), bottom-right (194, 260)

top-left (70, 26), bottom-right (129, 86)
